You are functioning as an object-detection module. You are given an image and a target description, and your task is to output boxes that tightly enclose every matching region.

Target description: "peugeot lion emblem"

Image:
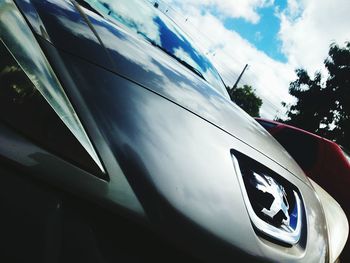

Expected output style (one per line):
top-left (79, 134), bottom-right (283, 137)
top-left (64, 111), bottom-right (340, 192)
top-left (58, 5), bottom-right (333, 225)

top-left (232, 154), bottom-right (303, 245)
top-left (253, 173), bottom-right (292, 232)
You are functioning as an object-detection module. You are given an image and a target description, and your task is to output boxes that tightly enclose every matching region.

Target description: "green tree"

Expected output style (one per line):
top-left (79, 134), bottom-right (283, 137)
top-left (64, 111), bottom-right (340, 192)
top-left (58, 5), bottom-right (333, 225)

top-left (281, 41), bottom-right (350, 148)
top-left (324, 42), bottom-right (350, 147)
top-left (228, 85), bottom-right (262, 117)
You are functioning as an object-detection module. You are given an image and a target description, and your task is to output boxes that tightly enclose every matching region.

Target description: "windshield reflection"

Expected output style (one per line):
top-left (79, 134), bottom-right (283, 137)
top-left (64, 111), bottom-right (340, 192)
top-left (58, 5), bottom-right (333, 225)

top-left (81, 0), bottom-right (228, 97)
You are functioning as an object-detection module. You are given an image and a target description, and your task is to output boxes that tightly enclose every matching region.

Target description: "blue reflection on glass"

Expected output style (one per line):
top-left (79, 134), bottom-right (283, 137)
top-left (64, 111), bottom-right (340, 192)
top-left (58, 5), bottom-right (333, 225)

top-left (83, 0), bottom-right (228, 97)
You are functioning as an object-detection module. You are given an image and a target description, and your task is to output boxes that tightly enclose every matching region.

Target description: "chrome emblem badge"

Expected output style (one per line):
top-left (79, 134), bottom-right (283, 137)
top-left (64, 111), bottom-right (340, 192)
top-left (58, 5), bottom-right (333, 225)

top-left (253, 173), bottom-right (292, 232)
top-left (232, 154), bottom-right (303, 245)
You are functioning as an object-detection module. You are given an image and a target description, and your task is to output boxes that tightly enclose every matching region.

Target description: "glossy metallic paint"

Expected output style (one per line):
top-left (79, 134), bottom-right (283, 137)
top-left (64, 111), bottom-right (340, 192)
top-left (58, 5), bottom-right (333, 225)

top-left (0, 0), bottom-right (336, 262)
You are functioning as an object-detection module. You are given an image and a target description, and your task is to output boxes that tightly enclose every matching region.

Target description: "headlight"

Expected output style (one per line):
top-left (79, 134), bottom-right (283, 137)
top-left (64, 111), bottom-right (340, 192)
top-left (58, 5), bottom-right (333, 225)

top-left (309, 178), bottom-right (348, 263)
top-left (0, 0), bottom-right (104, 173)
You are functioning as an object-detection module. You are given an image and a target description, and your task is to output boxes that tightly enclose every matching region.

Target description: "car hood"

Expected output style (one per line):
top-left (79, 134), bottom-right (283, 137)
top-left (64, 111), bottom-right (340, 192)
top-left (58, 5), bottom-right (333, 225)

top-left (21, 0), bottom-right (308, 184)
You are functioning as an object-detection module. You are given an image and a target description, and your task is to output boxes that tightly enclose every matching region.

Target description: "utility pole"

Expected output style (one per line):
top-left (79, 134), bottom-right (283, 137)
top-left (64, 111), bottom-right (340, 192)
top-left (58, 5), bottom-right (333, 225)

top-left (229, 64), bottom-right (248, 98)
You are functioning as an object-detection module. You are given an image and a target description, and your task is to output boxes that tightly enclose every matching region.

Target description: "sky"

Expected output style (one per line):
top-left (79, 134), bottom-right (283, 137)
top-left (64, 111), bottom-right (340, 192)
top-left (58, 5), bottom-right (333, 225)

top-left (151, 0), bottom-right (350, 119)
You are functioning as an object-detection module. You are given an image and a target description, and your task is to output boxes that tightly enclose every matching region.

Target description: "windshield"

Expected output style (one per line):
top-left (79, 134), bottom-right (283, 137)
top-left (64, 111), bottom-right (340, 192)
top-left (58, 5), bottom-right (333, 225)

top-left (80, 0), bottom-right (229, 98)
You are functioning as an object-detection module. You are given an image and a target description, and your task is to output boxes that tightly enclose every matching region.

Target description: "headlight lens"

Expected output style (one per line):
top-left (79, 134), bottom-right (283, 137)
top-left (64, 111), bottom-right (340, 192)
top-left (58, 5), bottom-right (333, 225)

top-left (309, 178), bottom-right (348, 263)
top-left (0, 0), bottom-right (104, 173)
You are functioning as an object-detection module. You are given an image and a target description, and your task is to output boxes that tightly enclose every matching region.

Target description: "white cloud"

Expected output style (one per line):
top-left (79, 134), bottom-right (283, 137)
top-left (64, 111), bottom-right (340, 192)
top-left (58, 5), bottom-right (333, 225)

top-left (157, 3), bottom-right (294, 119)
top-left (165, 0), bottom-right (274, 23)
top-left (173, 46), bottom-right (201, 72)
top-left (279, 0), bottom-right (350, 75)
top-left (156, 0), bottom-right (349, 119)
top-left (101, 0), bottom-right (162, 44)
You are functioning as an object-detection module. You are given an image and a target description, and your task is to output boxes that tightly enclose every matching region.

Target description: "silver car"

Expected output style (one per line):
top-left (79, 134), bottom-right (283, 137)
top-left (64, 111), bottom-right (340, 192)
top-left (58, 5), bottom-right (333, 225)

top-left (0, 0), bottom-right (348, 262)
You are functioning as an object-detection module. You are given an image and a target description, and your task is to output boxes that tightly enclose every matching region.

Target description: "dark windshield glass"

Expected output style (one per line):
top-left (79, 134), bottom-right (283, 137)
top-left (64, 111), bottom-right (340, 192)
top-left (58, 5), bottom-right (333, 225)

top-left (274, 128), bottom-right (318, 170)
top-left (81, 0), bottom-right (228, 98)
top-left (256, 119), bottom-right (278, 131)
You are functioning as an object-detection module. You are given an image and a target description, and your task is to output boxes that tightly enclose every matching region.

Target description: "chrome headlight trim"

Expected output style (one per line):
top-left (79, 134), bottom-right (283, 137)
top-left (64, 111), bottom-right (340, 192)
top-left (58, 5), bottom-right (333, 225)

top-left (232, 153), bottom-right (303, 245)
top-left (0, 0), bottom-right (105, 173)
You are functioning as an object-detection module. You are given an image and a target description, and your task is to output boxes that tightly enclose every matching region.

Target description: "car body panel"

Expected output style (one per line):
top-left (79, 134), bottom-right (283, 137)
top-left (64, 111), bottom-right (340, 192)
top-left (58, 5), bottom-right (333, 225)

top-left (255, 118), bottom-right (350, 209)
top-left (0, 0), bottom-right (344, 262)
top-left (42, 49), bottom-right (328, 262)
top-left (256, 118), bottom-right (350, 261)
top-left (17, 0), bottom-right (310, 184)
